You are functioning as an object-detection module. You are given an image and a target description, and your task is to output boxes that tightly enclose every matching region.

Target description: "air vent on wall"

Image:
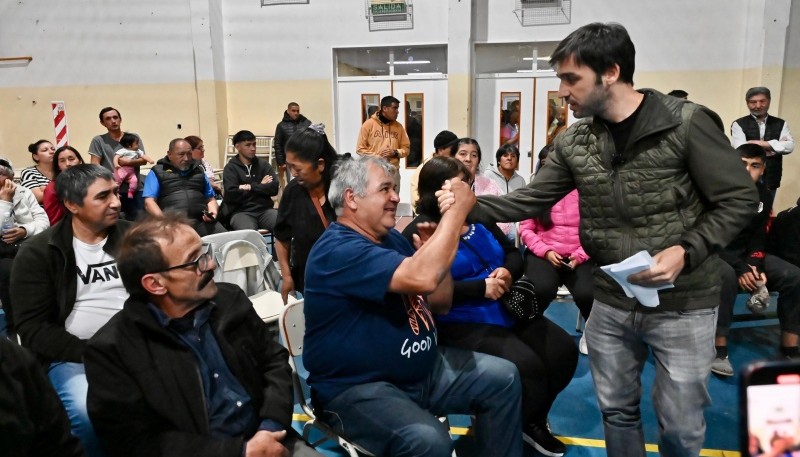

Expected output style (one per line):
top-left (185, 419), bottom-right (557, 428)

top-left (261, 0), bottom-right (308, 6)
top-left (365, 0), bottom-right (413, 31)
top-left (514, 0), bottom-right (571, 26)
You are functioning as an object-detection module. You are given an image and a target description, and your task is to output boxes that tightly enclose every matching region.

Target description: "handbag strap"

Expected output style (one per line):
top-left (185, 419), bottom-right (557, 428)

top-left (308, 188), bottom-right (329, 229)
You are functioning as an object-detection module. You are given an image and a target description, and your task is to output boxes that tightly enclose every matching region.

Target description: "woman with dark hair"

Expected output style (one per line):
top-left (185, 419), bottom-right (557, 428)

top-left (520, 146), bottom-right (594, 355)
top-left (21, 139), bottom-right (56, 204)
top-left (184, 135), bottom-right (222, 195)
top-left (274, 124), bottom-right (338, 303)
top-left (452, 138), bottom-right (513, 236)
top-left (404, 156), bottom-right (578, 457)
top-left (43, 146), bottom-right (84, 225)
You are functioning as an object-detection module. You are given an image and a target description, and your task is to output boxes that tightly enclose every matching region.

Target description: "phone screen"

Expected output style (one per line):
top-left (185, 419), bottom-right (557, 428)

top-left (741, 360), bottom-right (800, 456)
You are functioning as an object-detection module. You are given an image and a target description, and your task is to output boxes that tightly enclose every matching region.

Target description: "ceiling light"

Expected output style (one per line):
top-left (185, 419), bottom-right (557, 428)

top-left (523, 57), bottom-right (551, 61)
top-left (386, 60), bottom-right (431, 65)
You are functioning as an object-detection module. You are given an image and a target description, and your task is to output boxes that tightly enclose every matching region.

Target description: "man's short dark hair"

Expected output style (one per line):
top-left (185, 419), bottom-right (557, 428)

top-left (746, 87), bottom-right (771, 101)
top-left (433, 130), bottom-right (458, 151)
top-left (232, 130), bottom-right (256, 145)
top-left (56, 164), bottom-right (114, 206)
top-left (550, 22), bottom-right (635, 85)
top-left (168, 138), bottom-right (188, 152)
top-left (737, 143), bottom-right (766, 162)
top-left (495, 144), bottom-right (520, 163)
top-left (380, 96), bottom-right (400, 108)
top-left (288, 102), bottom-right (299, 109)
top-left (98, 107), bottom-right (120, 121)
top-left (117, 213), bottom-right (193, 300)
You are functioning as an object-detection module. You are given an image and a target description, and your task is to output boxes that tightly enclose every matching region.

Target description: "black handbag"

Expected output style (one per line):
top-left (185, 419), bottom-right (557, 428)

top-left (501, 276), bottom-right (541, 321)
top-left (460, 236), bottom-right (541, 321)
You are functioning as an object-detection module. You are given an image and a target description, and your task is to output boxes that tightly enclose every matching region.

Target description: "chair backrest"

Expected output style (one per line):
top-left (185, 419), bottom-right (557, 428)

top-left (216, 239), bottom-right (266, 296)
top-left (280, 299), bottom-right (306, 358)
top-left (202, 229), bottom-right (280, 293)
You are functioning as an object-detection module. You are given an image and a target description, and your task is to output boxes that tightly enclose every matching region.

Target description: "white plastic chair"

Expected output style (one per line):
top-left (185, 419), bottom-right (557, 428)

top-left (279, 300), bottom-right (374, 457)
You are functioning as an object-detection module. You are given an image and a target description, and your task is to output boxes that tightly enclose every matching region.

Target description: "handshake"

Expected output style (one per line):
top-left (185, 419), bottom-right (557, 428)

top-left (435, 177), bottom-right (476, 216)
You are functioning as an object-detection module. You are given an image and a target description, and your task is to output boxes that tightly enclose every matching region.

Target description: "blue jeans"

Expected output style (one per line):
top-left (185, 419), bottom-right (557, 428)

top-left (320, 346), bottom-right (522, 457)
top-left (585, 301), bottom-right (715, 457)
top-left (49, 362), bottom-right (106, 457)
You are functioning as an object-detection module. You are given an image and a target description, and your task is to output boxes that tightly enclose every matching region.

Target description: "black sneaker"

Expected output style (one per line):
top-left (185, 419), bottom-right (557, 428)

top-left (523, 422), bottom-right (566, 456)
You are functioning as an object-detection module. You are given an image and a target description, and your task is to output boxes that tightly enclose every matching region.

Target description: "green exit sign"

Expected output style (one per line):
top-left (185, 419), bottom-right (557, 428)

top-left (371, 2), bottom-right (407, 15)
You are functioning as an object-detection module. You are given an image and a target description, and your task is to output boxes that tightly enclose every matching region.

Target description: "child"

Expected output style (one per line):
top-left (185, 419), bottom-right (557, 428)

top-left (114, 133), bottom-right (154, 198)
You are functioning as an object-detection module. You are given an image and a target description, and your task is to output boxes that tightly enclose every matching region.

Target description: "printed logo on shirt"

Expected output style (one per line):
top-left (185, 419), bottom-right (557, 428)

top-left (372, 130), bottom-right (401, 140)
top-left (77, 260), bottom-right (120, 285)
top-left (399, 294), bottom-right (437, 359)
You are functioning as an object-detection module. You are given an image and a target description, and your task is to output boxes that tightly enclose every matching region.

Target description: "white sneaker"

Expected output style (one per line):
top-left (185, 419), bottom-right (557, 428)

top-left (579, 332), bottom-right (588, 355)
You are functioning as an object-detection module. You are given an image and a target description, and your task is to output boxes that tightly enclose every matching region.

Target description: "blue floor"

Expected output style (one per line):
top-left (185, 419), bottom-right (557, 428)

top-left (294, 296), bottom-right (780, 456)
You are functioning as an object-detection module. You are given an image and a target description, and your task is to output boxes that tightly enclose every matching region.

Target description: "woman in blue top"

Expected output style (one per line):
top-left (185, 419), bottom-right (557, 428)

top-left (402, 156), bottom-right (578, 457)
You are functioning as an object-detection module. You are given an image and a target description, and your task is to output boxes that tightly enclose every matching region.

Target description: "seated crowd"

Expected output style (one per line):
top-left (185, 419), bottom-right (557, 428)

top-left (2, 23), bottom-right (800, 457)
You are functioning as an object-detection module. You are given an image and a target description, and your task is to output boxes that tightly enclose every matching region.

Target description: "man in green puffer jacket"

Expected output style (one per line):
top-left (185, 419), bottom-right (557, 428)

top-left (457, 23), bottom-right (758, 457)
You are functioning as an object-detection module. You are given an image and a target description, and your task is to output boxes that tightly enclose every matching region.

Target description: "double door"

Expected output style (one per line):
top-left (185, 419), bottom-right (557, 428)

top-left (336, 77), bottom-right (448, 204)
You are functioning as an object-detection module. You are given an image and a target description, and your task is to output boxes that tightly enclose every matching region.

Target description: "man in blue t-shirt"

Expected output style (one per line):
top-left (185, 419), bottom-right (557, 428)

top-left (303, 157), bottom-right (523, 457)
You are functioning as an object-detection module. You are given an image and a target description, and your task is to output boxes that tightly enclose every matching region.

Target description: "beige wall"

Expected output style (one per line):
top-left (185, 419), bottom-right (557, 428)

top-left (0, 83), bottom-right (201, 172)
top-left (777, 67), bottom-right (800, 211)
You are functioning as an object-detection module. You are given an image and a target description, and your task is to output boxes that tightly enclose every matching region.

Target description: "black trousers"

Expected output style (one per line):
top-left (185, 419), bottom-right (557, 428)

top-left (717, 254), bottom-right (800, 337)
top-left (524, 252), bottom-right (594, 319)
top-left (438, 317), bottom-right (578, 425)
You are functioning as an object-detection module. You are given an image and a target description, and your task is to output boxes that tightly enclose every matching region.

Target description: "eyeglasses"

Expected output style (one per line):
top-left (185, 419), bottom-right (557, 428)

top-left (154, 243), bottom-right (214, 273)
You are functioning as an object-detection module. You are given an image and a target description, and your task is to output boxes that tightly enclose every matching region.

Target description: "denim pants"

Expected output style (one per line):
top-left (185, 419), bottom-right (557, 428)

top-left (321, 346), bottom-right (522, 457)
top-left (585, 300), bottom-right (715, 457)
top-left (49, 362), bottom-right (106, 457)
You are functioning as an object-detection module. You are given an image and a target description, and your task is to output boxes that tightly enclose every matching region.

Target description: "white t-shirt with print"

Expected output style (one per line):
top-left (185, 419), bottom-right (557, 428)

top-left (64, 236), bottom-right (129, 340)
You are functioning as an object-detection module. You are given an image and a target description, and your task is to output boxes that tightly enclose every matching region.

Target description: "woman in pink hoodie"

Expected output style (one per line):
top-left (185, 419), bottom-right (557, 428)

top-left (521, 148), bottom-right (594, 354)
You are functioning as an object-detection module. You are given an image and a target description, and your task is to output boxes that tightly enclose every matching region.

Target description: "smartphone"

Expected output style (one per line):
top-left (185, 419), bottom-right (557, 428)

top-left (559, 259), bottom-right (573, 269)
top-left (201, 209), bottom-right (216, 222)
top-left (740, 359), bottom-right (800, 456)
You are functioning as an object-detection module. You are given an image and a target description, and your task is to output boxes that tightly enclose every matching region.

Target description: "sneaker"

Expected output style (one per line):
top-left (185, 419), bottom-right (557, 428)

top-left (523, 423), bottom-right (566, 457)
top-left (711, 356), bottom-right (734, 377)
top-left (579, 333), bottom-right (588, 355)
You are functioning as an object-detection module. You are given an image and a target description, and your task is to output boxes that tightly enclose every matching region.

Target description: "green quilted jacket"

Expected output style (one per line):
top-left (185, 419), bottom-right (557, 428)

top-left (473, 90), bottom-right (759, 311)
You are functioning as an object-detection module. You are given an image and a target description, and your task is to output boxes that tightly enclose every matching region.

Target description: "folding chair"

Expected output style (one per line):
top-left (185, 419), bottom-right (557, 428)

top-left (279, 300), bottom-right (374, 457)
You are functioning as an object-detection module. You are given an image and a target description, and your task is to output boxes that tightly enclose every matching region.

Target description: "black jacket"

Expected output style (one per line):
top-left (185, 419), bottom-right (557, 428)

top-left (85, 283), bottom-right (293, 457)
top-left (0, 339), bottom-right (84, 457)
top-left (719, 183), bottom-right (772, 276)
top-left (222, 155), bottom-right (279, 215)
top-left (273, 112), bottom-right (311, 166)
top-left (768, 201), bottom-right (800, 268)
top-left (151, 158), bottom-right (209, 219)
top-left (10, 216), bottom-right (132, 363)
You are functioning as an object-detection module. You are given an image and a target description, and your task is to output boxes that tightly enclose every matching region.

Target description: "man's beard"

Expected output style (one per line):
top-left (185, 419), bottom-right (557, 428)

top-left (574, 83), bottom-right (610, 119)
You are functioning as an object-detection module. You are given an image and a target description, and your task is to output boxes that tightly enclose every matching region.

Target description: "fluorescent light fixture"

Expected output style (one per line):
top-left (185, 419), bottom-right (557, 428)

top-left (516, 69), bottom-right (534, 73)
top-left (386, 60), bottom-right (431, 65)
top-left (413, 72), bottom-right (443, 76)
top-left (522, 57), bottom-right (552, 61)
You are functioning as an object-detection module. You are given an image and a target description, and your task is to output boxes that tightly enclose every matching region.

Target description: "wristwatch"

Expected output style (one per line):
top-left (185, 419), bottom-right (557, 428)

top-left (394, 149), bottom-right (399, 158)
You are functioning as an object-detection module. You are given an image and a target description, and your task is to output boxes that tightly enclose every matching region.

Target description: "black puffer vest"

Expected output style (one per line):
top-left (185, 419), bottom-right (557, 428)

top-left (152, 158), bottom-right (207, 219)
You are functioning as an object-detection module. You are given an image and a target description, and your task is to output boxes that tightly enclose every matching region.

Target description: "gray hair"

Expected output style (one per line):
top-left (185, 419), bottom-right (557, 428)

top-left (328, 157), bottom-right (396, 216)
top-left (0, 158), bottom-right (14, 179)
top-left (746, 86), bottom-right (771, 101)
top-left (56, 164), bottom-right (114, 206)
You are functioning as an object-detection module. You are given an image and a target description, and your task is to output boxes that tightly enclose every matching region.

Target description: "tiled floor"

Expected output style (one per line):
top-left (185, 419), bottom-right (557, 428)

top-left (294, 296), bottom-right (780, 456)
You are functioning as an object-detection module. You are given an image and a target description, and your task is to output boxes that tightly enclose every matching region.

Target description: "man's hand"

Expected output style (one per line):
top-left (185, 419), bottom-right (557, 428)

top-left (436, 177), bottom-right (475, 215)
top-left (1, 226), bottom-right (26, 244)
top-left (245, 430), bottom-right (288, 457)
top-left (0, 179), bottom-right (15, 202)
top-left (201, 211), bottom-right (216, 223)
top-left (261, 175), bottom-right (273, 185)
top-left (746, 139), bottom-right (773, 152)
top-left (739, 266), bottom-right (767, 292)
top-left (239, 184), bottom-right (252, 191)
top-left (379, 148), bottom-right (395, 159)
top-left (628, 245), bottom-right (685, 287)
top-left (411, 221), bottom-right (437, 250)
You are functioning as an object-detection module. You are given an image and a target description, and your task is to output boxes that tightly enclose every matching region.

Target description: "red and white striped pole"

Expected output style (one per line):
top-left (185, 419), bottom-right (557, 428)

top-left (52, 101), bottom-right (69, 148)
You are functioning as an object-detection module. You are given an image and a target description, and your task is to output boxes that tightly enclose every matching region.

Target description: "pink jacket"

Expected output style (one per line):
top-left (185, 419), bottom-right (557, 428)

top-left (519, 189), bottom-right (589, 263)
top-left (474, 175), bottom-right (513, 236)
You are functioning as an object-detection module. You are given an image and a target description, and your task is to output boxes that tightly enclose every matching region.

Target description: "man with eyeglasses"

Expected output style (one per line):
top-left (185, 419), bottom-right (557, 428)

top-left (83, 213), bottom-right (321, 457)
top-left (11, 164), bottom-right (132, 457)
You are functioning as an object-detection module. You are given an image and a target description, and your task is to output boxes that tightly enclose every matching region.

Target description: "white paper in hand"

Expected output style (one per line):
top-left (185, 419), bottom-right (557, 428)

top-left (600, 250), bottom-right (674, 307)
